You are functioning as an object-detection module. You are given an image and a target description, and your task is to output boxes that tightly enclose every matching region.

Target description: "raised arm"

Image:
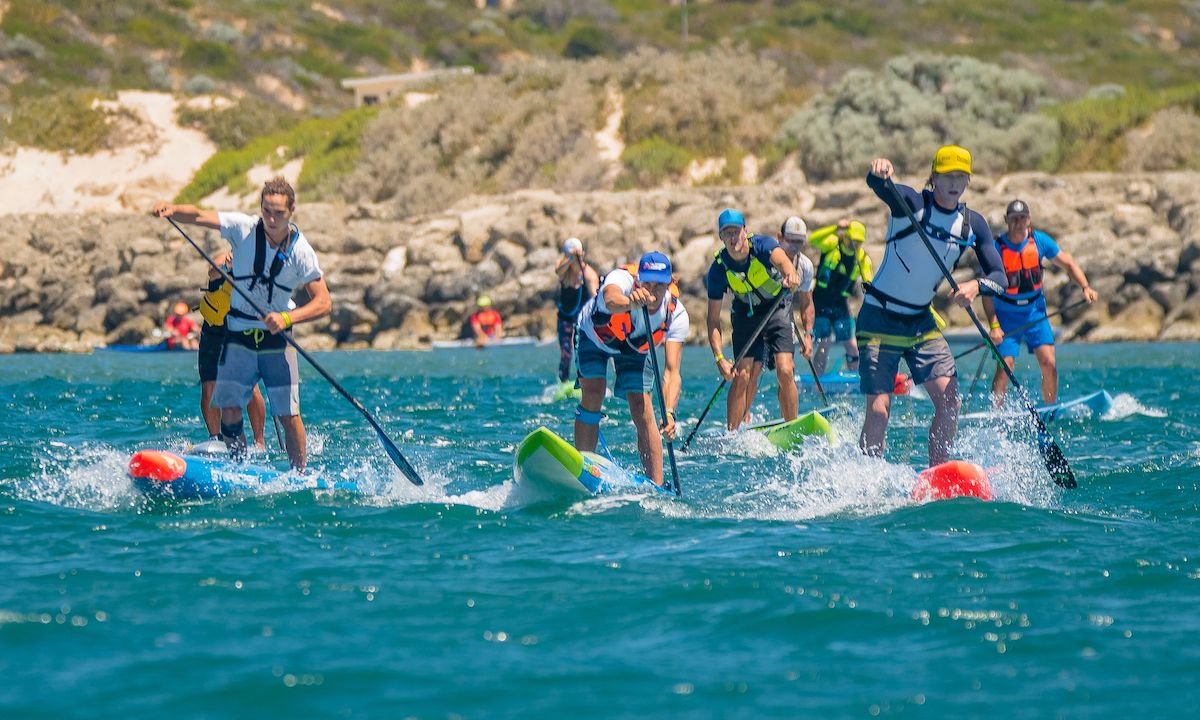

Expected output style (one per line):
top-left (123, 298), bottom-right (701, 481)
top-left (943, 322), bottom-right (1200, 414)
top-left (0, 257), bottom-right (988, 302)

top-left (151, 202), bottom-right (220, 229)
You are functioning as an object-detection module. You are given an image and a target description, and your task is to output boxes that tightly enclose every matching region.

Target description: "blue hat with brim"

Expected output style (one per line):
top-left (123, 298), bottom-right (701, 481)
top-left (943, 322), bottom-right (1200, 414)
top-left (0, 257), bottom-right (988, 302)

top-left (637, 251), bottom-right (673, 284)
top-left (718, 208), bottom-right (745, 231)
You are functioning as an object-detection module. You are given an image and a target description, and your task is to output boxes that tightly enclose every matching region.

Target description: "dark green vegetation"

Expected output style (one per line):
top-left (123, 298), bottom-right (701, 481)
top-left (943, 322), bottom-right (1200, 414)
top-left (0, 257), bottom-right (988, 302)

top-left (2, 0), bottom-right (1199, 201)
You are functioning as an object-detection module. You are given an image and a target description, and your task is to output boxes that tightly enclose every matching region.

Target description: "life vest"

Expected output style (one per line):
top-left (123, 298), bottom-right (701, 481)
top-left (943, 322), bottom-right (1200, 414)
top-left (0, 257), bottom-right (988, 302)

top-left (816, 247), bottom-right (866, 298)
top-left (999, 232), bottom-right (1044, 302)
top-left (713, 248), bottom-right (783, 312)
top-left (868, 192), bottom-right (975, 313)
top-left (556, 271), bottom-right (593, 318)
top-left (471, 308), bottom-right (502, 337)
top-left (226, 221), bottom-right (296, 322)
top-left (199, 267), bottom-right (232, 326)
top-left (590, 264), bottom-right (680, 353)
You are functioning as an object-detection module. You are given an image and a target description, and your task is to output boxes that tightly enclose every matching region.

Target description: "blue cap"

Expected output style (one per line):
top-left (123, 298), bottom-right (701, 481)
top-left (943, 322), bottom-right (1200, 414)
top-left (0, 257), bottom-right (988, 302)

top-left (636, 251), bottom-right (673, 284)
top-left (718, 208), bottom-right (744, 231)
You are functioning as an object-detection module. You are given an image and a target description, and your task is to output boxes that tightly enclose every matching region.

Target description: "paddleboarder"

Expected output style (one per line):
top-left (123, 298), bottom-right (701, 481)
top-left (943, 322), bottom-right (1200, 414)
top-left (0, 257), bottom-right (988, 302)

top-left (860, 146), bottom-right (1007, 466)
top-left (982, 199), bottom-right (1100, 405)
top-left (164, 302), bottom-right (198, 350)
top-left (152, 176), bottom-right (332, 470)
top-left (574, 251), bottom-right (689, 487)
top-left (468, 296), bottom-right (503, 348)
top-left (705, 209), bottom-right (812, 430)
top-left (808, 218), bottom-right (875, 375)
top-left (553, 237), bottom-right (599, 384)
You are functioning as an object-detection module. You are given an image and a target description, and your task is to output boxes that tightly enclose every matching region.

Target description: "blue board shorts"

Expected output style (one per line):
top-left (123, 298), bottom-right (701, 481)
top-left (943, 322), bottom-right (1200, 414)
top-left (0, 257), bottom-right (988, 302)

top-left (995, 296), bottom-right (1054, 356)
top-left (576, 332), bottom-right (654, 397)
top-left (855, 303), bottom-right (955, 395)
top-left (813, 312), bottom-right (855, 342)
top-left (212, 329), bottom-right (300, 416)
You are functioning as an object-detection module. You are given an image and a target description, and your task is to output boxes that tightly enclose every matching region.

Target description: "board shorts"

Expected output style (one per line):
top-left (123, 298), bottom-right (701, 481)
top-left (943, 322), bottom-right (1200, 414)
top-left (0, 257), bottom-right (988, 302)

top-left (856, 303), bottom-right (955, 395)
top-left (732, 297), bottom-right (794, 367)
top-left (575, 332), bottom-right (654, 397)
top-left (212, 328), bottom-right (300, 416)
top-left (197, 322), bottom-right (225, 383)
top-left (813, 310), bottom-right (855, 342)
top-left (995, 296), bottom-right (1054, 356)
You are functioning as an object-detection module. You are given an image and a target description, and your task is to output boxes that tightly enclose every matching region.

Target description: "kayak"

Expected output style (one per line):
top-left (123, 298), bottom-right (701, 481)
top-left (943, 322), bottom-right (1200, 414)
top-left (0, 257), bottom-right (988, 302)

top-left (911, 460), bottom-right (992, 501)
top-left (127, 449), bottom-right (359, 499)
top-left (513, 426), bottom-right (667, 497)
top-left (431, 336), bottom-right (539, 349)
top-left (744, 409), bottom-right (836, 450)
top-left (962, 390), bottom-right (1113, 424)
top-left (99, 341), bottom-right (175, 353)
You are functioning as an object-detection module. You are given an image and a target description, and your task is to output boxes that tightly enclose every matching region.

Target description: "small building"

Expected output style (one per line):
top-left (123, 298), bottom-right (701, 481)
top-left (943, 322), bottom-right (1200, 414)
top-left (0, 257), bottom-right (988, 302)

top-left (340, 67), bottom-right (475, 108)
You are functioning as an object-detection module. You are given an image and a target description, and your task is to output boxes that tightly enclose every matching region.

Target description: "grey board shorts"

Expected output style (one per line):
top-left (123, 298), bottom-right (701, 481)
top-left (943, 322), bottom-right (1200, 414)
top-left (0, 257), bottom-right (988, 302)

top-left (212, 329), bottom-right (300, 416)
top-left (855, 303), bottom-right (955, 395)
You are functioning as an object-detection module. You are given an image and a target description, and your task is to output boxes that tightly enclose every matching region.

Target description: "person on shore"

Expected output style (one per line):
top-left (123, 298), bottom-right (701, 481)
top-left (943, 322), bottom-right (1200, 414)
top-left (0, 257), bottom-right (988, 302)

top-left (705, 209), bottom-right (810, 430)
top-left (982, 199), bottom-right (1100, 405)
top-left (469, 296), bottom-right (503, 347)
top-left (164, 302), bottom-right (198, 350)
top-left (553, 237), bottom-right (600, 384)
top-left (197, 249), bottom-right (266, 450)
top-left (808, 219), bottom-right (874, 375)
top-left (860, 145), bottom-right (1007, 466)
top-left (152, 176), bottom-right (331, 470)
top-left (574, 251), bottom-right (688, 487)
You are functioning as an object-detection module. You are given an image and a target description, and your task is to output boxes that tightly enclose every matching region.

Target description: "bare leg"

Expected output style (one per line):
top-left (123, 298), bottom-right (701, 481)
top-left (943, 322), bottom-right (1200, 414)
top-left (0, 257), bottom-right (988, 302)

top-left (201, 380), bottom-right (220, 437)
top-left (990, 356), bottom-right (1016, 408)
top-left (843, 336), bottom-right (861, 372)
top-left (219, 405), bottom-right (247, 459)
top-left (574, 377), bottom-right (607, 452)
top-left (628, 392), bottom-right (663, 486)
top-left (860, 393), bottom-right (892, 457)
top-left (726, 358), bottom-right (757, 430)
top-left (1033, 345), bottom-right (1058, 404)
top-left (924, 375), bottom-right (959, 467)
top-left (276, 414), bottom-right (307, 471)
top-left (813, 337), bottom-right (832, 375)
top-left (774, 352), bottom-right (798, 420)
top-left (247, 384), bottom-right (267, 449)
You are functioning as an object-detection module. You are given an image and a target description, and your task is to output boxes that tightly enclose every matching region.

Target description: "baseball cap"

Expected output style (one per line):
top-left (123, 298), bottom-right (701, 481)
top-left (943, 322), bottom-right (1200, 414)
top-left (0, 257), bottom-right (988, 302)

top-left (563, 237), bottom-right (583, 254)
top-left (1005, 199), bottom-right (1030, 217)
top-left (846, 220), bottom-right (867, 243)
top-left (717, 208), bottom-right (745, 231)
top-left (636, 251), bottom-right (673, 284)
top-left (477, 295), bottom-right (492, 308)
top-left (932, 145), bottom-right (972, 175)
top-left (780, 216), bottom-right (807, 240)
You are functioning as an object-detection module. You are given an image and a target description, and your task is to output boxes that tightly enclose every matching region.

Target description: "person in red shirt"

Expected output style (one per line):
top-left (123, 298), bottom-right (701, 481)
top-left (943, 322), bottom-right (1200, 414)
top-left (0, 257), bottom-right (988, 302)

top-left (469, 296), bottom-right (503, 348)
top-left (164, 302), bottom-right (199, 350)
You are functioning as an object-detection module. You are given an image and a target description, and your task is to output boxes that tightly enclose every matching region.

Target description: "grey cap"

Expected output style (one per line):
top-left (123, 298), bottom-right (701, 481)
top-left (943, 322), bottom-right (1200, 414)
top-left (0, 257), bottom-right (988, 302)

top-left (1005, 199), bottom-right (1030, 217)
top-left (781, 216), bottom-right (808, 239)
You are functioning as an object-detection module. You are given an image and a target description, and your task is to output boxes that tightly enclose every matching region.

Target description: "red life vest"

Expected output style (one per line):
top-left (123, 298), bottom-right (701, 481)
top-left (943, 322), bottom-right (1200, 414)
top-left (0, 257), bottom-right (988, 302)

top-left (471, 308), bottom-right (502, 337)
top-left (591, 264), bottom-right (680, 353)
top-left (1001, 233), bottom-right (1043, 297)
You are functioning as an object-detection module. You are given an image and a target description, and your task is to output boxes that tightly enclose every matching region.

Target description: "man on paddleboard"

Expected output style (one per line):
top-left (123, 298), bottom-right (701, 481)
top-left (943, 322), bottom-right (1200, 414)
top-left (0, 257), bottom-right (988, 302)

top-left (152, 176), bottom-right (332, 470)
top-left (982, 199), bottom-right (1100, 405)
top-left (861, 146), bottom-right (1007, 466)
top-left (705, 209), bottom-right (812, 430)
top-left (808, 218), bottom-right (875, 375)
top-left (574, 251), bottom-right (689, 487)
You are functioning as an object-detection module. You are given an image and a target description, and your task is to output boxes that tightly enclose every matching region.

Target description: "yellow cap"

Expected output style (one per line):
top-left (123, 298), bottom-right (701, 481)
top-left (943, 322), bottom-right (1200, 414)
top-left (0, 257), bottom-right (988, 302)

top-left (932, 145), bottom-right (972, 175)
top-left (477, 296), bottom-right (492, 308)
top-left (847, 221), bottom-right (866, 243)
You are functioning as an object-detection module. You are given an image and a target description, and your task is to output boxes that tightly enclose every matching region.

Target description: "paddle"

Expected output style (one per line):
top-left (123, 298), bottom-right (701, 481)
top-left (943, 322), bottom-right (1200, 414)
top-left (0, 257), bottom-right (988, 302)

top-left (681, 289), bottom-right (790, 451)
top-left (641, 306), bottom-right (682, 496)
top-left (793, 321), bottom-right (830, 407)
top-left (884, 179), bottom-right (1076, 489)
top-left (165, 218), bottom-right (424, 486)
top-left (952, 298), bottom-right (1089, 360)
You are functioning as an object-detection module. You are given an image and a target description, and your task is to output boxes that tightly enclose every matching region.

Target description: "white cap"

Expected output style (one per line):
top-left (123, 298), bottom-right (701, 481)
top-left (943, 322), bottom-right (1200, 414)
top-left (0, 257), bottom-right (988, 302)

top-left (563, 237), bottom-right (583, 254)
top-left (781, 216), bottom-right (807, 239)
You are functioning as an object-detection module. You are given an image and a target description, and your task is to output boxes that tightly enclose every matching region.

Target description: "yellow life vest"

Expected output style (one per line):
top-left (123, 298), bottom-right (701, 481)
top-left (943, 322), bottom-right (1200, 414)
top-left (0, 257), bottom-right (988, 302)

top-left (199, 275), bottom-right (232, 326)
top-left (713, 250), bottom-right (782, 308)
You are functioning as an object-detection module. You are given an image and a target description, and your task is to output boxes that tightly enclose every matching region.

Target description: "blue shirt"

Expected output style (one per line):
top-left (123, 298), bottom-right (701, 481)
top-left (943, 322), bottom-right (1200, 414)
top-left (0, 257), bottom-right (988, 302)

top-left (706, 234), bottom-right (784, 311)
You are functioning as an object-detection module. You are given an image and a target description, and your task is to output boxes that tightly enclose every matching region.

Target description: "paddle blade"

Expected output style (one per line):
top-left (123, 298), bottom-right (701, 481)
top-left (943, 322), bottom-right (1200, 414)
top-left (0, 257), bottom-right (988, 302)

top-left (1033, 416), bottom-right (1076, 489)
top-left (377, 428), bottom-right (424, 486)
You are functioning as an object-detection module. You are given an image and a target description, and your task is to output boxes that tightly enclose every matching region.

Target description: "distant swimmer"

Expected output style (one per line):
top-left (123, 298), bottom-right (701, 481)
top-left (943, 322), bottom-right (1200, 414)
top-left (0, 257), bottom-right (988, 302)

top-left (196, 249), bottom-right (267, 450)
top-left (164, 302), bottom-right (198, 351)
top-left (575, 251), bottom-right (688, 487)
top-left (808, 218), bottom-right (874, 375)
top-left (152, 176), bottom-right (332, 470)
top-left (469, 296), bottom-right (503, 348)
top-left (982, 199), bottom-right (1100, 405)
top-left (553, 237), bottom-right (600, 384)
top-left (860, 145), bottom-right (1007, 466)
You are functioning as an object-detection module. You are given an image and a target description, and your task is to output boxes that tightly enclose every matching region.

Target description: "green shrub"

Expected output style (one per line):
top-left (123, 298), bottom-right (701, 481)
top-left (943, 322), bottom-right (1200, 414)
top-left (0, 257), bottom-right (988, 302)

top-left (621, 137), bottom-right (692, 185)
top-left (563, 24), bottom-right (608, 59)
top-left (178, 97), bottom-right (299, 150)
top-left (182, 40), bottom-right (237, 78)
top-left (1121, 107), bottom-right (1200, 172)
top-left (0, 89), bottom-right (138, 153)
top-left (1049, 84), bottom-right (1200, 171)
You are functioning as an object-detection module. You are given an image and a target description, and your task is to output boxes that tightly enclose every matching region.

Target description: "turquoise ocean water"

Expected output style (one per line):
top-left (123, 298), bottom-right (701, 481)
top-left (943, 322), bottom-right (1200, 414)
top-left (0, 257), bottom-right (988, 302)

top-left (1, 342), bottom-right (1197, 718)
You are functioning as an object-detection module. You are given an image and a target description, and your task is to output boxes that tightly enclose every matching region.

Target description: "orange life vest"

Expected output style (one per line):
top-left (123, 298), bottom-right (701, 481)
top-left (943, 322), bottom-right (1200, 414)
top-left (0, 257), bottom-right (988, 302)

top-left (1001, 234), bottom-right (1043, 297)
top-left (591, 264), bottom-right (680, 353)
top-left (471, 308), bottom-right (502, 337)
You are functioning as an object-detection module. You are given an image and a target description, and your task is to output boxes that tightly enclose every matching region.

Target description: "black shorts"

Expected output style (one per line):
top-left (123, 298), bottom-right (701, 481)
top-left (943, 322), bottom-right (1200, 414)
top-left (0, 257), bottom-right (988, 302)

top-left (198, 323), bottom-right (224, 383)
top-left (732, 301), bottom-right (795, 366)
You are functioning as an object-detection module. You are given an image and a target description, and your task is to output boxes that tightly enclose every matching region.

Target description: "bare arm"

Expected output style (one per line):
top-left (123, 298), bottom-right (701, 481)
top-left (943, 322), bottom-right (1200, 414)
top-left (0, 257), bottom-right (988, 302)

top-left (1052, 251), bottom-right (1099, 303)
top-left (208, 250), bottom-right (232, 280)
top-left (768, 246), bottom-right (801, 289)
top-left (706, 298), bottom-right (733, 380)
top-left (585, 265), bottom-right (600, 297)
top-left (663, 340), bottom-right (683, 414)
top-left (151, 202), bottom-right (220, 229)
top-left (264, 276), bottom-right (332, 335)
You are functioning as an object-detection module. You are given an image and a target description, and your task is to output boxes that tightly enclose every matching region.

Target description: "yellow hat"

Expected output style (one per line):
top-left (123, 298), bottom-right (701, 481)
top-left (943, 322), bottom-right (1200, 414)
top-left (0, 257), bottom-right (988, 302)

top-left (477, 296), bottom-right (492, 308)
top-left (932, 145), bottom-right (972, 175)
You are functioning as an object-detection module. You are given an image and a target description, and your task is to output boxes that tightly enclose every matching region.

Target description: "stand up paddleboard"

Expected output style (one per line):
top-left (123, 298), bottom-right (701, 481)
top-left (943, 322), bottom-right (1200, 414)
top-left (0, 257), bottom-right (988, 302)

top-left (744, 409), bottom-right (836, 450)
top-left (431, 336), bottom-right (539, 349)
top-left (962, 390), bottom-right (1113, 424)
top-left (911, 460), bottom-right (992, 502)
top-left (128, 450), bottom-right (360, 499)
top-left (514, 426), bottom-right (667, 497)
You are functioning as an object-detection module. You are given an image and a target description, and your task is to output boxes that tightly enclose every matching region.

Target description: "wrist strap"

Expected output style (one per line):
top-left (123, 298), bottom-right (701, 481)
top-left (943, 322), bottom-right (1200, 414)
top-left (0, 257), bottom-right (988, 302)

top-left (714, 353), bottom-right (725, 362)
top-left (281, 311), bottom-right (293, 329)
top-left (989, 320), bottom-right (1000, 330)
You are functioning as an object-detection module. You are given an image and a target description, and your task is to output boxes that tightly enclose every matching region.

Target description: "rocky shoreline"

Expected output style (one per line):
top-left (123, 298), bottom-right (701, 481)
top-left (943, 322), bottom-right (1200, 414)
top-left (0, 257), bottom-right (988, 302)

top-left (1, 170), bottom-right (1198, 354)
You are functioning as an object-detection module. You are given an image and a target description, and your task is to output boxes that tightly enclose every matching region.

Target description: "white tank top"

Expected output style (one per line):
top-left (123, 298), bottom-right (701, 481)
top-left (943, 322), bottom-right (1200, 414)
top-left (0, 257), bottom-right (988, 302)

top-left (868, 196), bottom-right (974, 313)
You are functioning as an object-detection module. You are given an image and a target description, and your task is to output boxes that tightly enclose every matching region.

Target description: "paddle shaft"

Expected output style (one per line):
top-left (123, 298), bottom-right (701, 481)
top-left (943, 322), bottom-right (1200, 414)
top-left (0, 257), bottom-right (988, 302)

top-left (681, 289), bottom-right (790, 450)
top-left (641, 307), bottom-right (681, 496)
top-left (883, 180), bottom-right (1076, 489)
top-left (952, 298), bottom-right (1088, 360)
top-left (794, 320), bottom-right (830, 406)
top-left (166, 218), bottom-right (424, 486)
